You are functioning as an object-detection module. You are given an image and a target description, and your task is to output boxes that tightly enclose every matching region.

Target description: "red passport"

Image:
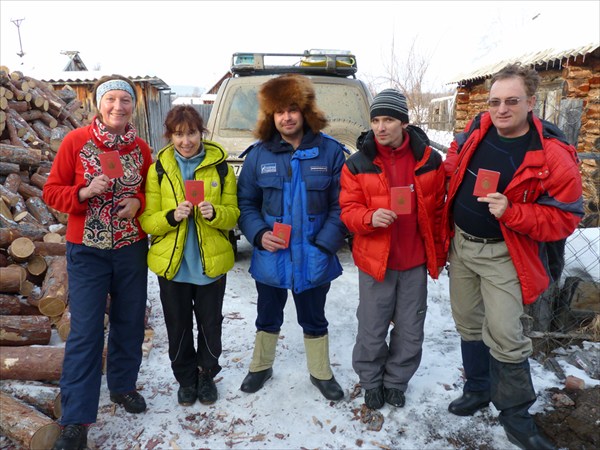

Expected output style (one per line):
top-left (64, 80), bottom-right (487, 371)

top-left (390, 186), bottom-right (412, 215)
top-left (473, 169), bottom-right (500, 197)
top-left (273, 222), bottom-right (291, 248)
top-left (98, 151), bottom-right (124, 179)
top-left (185, 180), bottom-right (204, 204)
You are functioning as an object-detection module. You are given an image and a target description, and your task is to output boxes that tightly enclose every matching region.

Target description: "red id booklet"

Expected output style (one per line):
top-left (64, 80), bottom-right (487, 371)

top-left (273, 222), bottom-right (291, 248)
top-left (185, 180), bottom-right (204, 204)
top-left (390, 186), bottom-right (412, 215)
top-left (98, 151), bottom-right (124, 179)
top-left (473, 169), bottom-right (500, 197)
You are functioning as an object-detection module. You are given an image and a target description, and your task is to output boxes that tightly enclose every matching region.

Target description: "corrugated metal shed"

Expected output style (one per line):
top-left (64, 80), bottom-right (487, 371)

top-left (447, 42), bottom-right (599, 85)
top-left (36, 70), bottom-right (171, 91)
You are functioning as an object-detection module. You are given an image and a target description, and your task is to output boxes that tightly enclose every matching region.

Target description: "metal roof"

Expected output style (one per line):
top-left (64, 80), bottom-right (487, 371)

top-left (447, 42), bottom-right (599, 85)
top-left (31, 70), bottom-right (171, 91)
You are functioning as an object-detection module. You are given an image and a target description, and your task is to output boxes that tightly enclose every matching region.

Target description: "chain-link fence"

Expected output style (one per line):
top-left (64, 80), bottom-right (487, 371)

top-left (525, 225), bottom-right (600, 379)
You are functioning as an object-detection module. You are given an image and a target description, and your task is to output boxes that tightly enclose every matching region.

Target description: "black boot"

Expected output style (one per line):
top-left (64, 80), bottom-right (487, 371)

top-left (197, 371), bottom-right (218, 405)
top-left (240, 368), bottom-right (273, 393)
top-left (499, 409), bottom-right (556, 450)
top-left (310, 375), bottom-right (344, 401)
top-left (52, 424), bottom-right (88, 450)
top-left (491, 357), bottom-right (556, 450)
top-left (448, 340), bottom-right (491, 416)
top-left (177, 384), bottom-right (197, 406)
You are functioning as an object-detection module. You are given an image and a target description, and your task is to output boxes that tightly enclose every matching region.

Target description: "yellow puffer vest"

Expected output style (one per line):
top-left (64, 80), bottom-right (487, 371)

top-left (139, 141), bottom-right (240, 279)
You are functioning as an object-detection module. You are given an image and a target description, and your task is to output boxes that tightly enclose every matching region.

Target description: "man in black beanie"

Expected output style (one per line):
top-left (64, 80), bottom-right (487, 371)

top-left (339, 88), bottom-right (446, 409)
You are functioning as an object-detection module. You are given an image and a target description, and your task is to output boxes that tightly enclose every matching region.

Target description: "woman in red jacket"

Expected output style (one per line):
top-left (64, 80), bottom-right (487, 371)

top-left (43, 75), bottom-right (152, 450)
top-left (339, 89), bottom-right (445, 410)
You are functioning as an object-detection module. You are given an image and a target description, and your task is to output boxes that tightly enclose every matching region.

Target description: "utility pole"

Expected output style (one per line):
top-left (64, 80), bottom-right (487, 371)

top-left (11, 18), bottom-right (26, 58)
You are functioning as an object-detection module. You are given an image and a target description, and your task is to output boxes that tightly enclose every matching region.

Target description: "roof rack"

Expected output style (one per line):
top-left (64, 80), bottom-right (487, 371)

top-left (230, 50), bottom-right (358, 78)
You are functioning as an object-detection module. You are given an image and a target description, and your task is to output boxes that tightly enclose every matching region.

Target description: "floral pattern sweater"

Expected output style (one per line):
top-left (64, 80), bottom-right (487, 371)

top-left (43, 124), bottom-right (152, 250)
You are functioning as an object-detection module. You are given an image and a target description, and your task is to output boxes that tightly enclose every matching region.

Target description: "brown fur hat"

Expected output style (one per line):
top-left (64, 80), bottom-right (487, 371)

top-left (254, 74), bottom-right (328, 141)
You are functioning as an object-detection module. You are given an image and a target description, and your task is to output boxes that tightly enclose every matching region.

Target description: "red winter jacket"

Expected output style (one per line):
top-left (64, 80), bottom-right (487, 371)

top-left (340, 127), bottom-right (446, 281)
top-left (43, 124), bottom-right (152, 250)
top-left (443, 112), bottom-right (583, 304)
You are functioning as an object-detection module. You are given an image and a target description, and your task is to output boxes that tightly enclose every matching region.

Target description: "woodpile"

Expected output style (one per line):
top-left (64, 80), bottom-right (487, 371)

top-left (0, 68), bottom-right (158, 449)
top-left (0, 67), bottom-right (86, 449)
top-left (0, 67), bottom-right (92, 158)
top-left (0, 391), bottom-right (61, 449)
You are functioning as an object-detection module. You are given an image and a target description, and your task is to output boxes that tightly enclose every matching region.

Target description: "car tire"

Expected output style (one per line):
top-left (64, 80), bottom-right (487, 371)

top-left (324, 119), bottom-right (367, 155)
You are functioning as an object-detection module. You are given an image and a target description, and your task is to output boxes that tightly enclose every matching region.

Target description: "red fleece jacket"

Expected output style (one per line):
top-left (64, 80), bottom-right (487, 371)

top-left (43, 125), bottom-right (152, 249)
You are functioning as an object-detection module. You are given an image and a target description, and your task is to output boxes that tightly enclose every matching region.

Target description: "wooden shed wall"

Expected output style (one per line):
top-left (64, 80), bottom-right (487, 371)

top-left (48, 81), bottom-right (171, 153)
top-left (453, 51), bottom-right (599, 154)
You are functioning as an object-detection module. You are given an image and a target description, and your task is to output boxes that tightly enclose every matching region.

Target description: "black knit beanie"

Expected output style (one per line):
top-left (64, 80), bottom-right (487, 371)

top-left (370, 88), bottom-right (409, 123)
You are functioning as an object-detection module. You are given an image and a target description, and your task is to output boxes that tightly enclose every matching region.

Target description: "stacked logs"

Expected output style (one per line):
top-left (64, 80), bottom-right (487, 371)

top-left (0, 68), bottom-right (155, 449)
top-left (0, 67), bottom-right (82, 449)
top-left (0, 164), bottom-right (68, 447)
top-left (0, 67), bottom-right (92, 161)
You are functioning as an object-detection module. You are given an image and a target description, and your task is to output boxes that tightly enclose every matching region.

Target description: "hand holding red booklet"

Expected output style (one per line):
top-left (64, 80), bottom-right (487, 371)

top-left (273, 222), bottom-right (291, 248)
top-left (390, 186), bottom-right (412, 215)
top-left (98, 151), bottom-right (124, 179)
top-left (473, 169), bottom-right (500, 197)
top-left (185, 180), bottom-right (204, 205)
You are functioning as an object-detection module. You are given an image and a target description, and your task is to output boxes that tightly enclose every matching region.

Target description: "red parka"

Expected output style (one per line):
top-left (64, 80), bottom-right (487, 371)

top-left (340, 127), bottom-right (446, 282)
top-left (443, 112), bottom-right (583, 304)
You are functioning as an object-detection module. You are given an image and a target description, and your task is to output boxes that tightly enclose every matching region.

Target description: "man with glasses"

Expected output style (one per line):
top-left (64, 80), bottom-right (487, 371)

top-left (442, 63), bottom-right (583, 450)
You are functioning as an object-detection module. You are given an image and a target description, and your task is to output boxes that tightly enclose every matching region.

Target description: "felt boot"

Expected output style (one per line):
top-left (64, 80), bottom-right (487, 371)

top-left (305, 334), bottom-right (344, 401)
top-left (240, 331), bottom-right (278, 393)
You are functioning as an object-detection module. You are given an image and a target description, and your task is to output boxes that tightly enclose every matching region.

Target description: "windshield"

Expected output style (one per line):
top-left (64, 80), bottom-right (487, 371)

top-left (221, 82), bottom-right (370, 131)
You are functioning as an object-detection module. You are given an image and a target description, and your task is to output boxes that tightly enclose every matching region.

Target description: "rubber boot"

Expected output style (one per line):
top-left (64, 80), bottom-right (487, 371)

top-left (490, 357), bottom-right (556, 450)
top-left (304, 334), bottom-right (344, 401)
top-left (448, 340), bottom-right (491, 416)
top-left (240, 331), bottom-right (278, 393)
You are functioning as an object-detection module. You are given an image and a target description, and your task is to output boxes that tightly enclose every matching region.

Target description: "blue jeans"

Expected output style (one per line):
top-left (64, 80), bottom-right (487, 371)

top-left (60, 239), bottom-right (147, 425)
top-left (254, 281), bottom-right (330, 336)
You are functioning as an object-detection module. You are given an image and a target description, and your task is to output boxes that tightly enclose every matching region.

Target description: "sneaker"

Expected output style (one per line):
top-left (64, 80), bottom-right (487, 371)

top-left (110, 390), bottom-right (147, 413)
top-left (197, 371), bottom-right (218, 405)
top-left (177, 384), bottom-right (197, 406)
top-left (364, 386), bottom-right (384, 409)
top-left (384, 387), bottom-right (405, 407)
top-left (52, 424), bottom-right (87, 450)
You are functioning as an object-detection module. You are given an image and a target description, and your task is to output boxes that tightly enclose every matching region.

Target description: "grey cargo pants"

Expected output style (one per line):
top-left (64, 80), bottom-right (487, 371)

top-left (352, 266), bottom-right (427, 391)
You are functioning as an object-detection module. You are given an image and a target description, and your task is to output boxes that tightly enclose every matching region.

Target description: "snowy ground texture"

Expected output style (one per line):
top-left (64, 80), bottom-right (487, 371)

top-left (70, 237), bottom-right (597, 450)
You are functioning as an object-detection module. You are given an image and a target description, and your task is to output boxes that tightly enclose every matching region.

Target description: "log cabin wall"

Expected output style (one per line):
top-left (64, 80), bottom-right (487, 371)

top-left (453, 48), bottom-right (599, 154)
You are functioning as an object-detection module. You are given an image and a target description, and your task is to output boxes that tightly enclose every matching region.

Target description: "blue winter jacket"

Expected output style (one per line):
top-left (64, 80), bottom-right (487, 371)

top-left (237, 130), bottom-right (347, 293)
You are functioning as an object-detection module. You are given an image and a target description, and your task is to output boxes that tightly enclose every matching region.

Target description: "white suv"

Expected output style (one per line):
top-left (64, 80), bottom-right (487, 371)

top-left (205, 50), bottom-right (373, 252)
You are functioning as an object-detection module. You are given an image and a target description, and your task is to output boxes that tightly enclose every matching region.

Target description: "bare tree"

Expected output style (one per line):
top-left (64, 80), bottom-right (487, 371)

top-left (364, 35), bottom-right (451, 127)
top-left (380, 36), bottom-right (433, 125)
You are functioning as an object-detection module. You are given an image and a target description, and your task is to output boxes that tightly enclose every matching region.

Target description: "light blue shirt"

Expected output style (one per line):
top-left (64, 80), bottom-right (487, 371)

top-left (172, 147), bottom-right (221, 285)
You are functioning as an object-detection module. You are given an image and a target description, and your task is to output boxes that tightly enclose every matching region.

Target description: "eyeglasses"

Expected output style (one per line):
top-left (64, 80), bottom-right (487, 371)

top-left (487, 97), bottom-right (526, 108)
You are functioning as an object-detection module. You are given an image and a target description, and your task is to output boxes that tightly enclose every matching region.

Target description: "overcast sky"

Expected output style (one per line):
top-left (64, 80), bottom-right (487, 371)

top-left (1, 1), bottom-right (598, 91)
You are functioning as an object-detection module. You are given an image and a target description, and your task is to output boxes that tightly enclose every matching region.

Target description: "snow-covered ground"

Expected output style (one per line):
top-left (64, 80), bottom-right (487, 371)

top-left (66, 234), bottom-right (598, 450)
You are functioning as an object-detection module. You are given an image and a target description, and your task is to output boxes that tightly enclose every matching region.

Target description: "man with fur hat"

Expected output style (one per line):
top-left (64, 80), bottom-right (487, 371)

top-left (339, 89), bottom-right (446, 409)
top-left (237, 73), bottom-right (347, 400)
